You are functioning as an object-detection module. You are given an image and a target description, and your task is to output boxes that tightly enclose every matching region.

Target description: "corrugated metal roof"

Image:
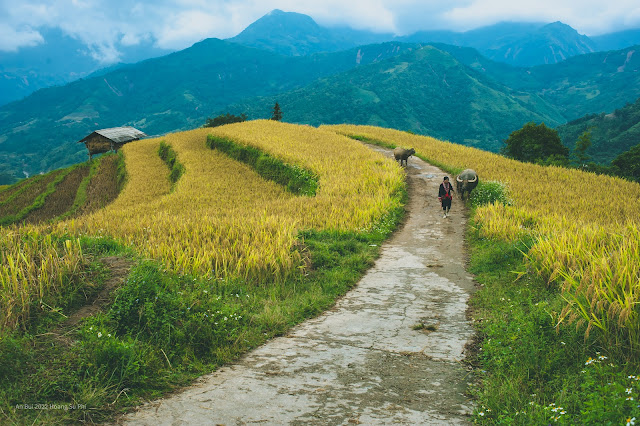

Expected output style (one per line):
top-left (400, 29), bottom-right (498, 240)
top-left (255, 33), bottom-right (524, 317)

top-left (79, 126), bottom-right (147, 144)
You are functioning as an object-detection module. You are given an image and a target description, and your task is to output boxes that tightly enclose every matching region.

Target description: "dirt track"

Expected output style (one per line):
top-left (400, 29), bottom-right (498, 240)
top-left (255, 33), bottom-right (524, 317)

top-left (118, 147), bottom-right (476, 425)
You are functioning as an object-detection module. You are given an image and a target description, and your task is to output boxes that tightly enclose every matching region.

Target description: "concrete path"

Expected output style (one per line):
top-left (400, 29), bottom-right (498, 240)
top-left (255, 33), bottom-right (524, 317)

top-left (118, 148), bottom-right (476, 425)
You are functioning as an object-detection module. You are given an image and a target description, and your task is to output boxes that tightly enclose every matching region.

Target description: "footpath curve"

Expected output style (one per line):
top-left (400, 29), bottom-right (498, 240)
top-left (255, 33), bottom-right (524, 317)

top-left (118, 147), bottom-right (476, 425)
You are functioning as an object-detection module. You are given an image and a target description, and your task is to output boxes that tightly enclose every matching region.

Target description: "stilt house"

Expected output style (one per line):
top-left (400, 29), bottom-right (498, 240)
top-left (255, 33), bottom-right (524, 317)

top-left (79, 126), bottom-right (147, 159)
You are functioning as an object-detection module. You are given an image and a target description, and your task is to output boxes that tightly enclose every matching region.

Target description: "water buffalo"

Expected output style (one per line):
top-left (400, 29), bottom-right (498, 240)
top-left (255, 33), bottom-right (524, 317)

top-left (393, 147), bottom-right (415, 166)
top-left (456, 169), bottom-right (478, 200)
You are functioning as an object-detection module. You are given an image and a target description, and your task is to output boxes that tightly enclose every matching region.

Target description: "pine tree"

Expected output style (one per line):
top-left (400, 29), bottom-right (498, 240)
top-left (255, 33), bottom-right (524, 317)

top-left (271, 102), bottom-right (282, 121)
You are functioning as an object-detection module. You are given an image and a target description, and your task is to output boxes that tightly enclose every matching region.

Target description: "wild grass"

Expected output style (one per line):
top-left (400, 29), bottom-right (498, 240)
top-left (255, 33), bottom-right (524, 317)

top-left (1, 219), bottom-right (402, 424)
top-left (0, 227), bottom-right (88, 331)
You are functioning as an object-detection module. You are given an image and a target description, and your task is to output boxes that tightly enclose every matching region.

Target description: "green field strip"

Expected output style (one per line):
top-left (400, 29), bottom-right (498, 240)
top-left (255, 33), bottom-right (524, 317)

top-left (0, 174), bottom-right (46, 207)
top-left (54, 158), bottom-right (103, 222)
top-left (0, 167), bottom-right (75, 226)
top-left (25, 164), bottom-right (91, 224)
top-left (158, 141), bottom-right (185, 191)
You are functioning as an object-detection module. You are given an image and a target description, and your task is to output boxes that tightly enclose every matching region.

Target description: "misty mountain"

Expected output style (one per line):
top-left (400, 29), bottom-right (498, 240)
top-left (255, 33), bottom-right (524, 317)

top-left (227, 9), bottom-right (390, 56)
top-left (228, 10), bottom-right (614, 67)
top-left (399, 21), bottom-right (596, 67)
top-left (591, 29), bottom-right (640, 52)
top-left (0, 40), bottom-right (418, 181)
top-left (4, 9), bottom-right (640, 109)
top-left (0, 27), bottom-right (173, 106)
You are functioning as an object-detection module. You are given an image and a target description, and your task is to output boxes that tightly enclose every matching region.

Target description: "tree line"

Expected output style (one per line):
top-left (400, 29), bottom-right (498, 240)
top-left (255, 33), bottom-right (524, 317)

top-left (203, 103), bottom-right (282, 128)
top-left (502, 122), bottom-right (640, 183)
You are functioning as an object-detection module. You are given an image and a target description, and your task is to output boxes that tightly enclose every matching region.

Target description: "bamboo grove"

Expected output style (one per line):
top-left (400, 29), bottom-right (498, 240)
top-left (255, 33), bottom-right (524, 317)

top-left (329, 124), bottom-right (640, 359)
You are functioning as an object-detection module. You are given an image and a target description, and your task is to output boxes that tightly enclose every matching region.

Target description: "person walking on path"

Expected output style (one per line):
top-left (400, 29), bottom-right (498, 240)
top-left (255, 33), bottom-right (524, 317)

top-left (438, 176), bottom-right (454, 218)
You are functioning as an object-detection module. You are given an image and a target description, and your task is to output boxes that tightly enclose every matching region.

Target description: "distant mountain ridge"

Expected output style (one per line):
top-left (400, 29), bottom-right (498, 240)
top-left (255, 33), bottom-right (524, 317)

top-left (3, 9), bottom-right (640, 107)
top-left (0, 27), bottom-right (173, 107)
top-left (228, 10), bottom-right (639, 68)
top-left (557, 97), bottom-right (640, 164)
top-left (224, 43), bottom-right (640, 151)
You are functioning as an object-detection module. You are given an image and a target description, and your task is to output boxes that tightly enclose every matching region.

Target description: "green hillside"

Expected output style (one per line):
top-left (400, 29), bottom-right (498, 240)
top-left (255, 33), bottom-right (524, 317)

top-left (226, 46), bottom-right (565, 151)
top-left (225, 43), bottom-right (640, 155)
top-left (3, 39), bottom-right (640, 183)
top-left (557, 97), bottom-right (640, 164)
top-left (0, 40), bottom-right (417, 182)
top-left (437, 43), bottom-right (640, 120)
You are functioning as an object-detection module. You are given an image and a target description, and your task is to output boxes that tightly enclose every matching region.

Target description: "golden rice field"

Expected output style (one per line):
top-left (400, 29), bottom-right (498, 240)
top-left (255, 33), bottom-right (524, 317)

top-left (54, 120), bottom-right (404, 281)
top-left (1, 121), bottom-right (404, 330)
top-left (328, 124), bottom-right (640, 354)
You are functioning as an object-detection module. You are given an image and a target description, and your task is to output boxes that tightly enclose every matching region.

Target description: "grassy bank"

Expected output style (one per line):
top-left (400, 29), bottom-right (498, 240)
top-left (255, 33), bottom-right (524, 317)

top-left (467, 219), bottom-right (640, 425)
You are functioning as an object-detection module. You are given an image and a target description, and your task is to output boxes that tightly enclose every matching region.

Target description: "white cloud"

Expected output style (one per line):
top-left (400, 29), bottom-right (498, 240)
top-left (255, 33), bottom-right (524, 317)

top-left (440, 0), bottom-right (640, 35)
top-left (0, 0), bottom-right (639, 59)
top-left (156, 10), bottom-right (231, 49)
top-left (0, 24), bottom-right (43, 51)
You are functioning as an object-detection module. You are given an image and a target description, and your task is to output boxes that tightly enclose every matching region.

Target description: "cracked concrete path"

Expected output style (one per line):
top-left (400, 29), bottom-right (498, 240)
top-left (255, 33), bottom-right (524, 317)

top-left (118, 147), bottom-right (476, 425)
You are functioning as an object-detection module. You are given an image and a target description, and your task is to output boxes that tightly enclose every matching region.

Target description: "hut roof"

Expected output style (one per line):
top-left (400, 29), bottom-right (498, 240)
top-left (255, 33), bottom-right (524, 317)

top-left (79, 126), bottom-right (147, 144)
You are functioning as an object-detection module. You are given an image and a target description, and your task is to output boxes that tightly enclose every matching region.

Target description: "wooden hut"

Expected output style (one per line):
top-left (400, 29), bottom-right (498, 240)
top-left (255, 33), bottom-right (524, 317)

top-left (79, 126), bottom-right (147, 159)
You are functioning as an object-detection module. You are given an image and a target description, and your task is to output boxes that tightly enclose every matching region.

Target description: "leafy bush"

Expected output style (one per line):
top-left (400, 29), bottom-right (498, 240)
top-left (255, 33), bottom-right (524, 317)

top-left (203, 113), bottom-right (247, 128)
top-left (469, 180), bottom-right (511, 208)
top-left (108, 263), bottom-right (244, 360)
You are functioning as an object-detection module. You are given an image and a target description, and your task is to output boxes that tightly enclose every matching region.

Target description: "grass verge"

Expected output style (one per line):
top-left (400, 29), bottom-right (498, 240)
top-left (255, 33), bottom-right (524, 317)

top-left (467, 223), bottom-right (640, 424)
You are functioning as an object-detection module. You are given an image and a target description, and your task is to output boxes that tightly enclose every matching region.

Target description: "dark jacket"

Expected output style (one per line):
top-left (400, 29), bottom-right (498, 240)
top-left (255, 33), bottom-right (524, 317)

top-left (438, 182), bottom-right (454, 198)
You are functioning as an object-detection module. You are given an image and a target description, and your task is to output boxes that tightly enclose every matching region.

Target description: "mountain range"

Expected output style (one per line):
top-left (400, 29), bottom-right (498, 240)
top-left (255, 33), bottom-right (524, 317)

top-left (3, 9), bottom-right (640, 107)
top-left (1, 10), bottom-right (640, 183)
top-left (556, 97), bottom-right (640, 164)
top-left (0, 28), bottom-right (173, 107)
top-left (229, 9), bottom-right (640, 69)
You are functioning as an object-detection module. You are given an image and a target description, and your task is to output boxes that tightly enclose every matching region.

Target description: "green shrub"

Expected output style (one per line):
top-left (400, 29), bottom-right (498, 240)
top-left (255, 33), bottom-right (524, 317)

top-left (108, 263), bottom-right (244, 360)
top-left (207, 135), bottom-right (318, 196)
top-left (158, 141), bottom-right (185, 187)
top-left (469, 180), bottom-right (512, 208)
top-left (0, 334), bottom-right (31, 382)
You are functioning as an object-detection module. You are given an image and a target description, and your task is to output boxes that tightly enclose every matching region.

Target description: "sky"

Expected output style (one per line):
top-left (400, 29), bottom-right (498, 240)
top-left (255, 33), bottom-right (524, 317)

top-left (1, 0), bottom-right (640, 63)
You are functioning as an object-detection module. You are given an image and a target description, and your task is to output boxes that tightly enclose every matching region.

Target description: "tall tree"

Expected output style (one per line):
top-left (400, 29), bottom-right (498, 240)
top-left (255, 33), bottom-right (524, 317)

top-left (271, 102), bottom-right (283, 121)
top-left (574, 130), bottom-right (592, 167)
top-left (611, 143), bottom-right (640, 182)
top-left (502, 122), bottom-right (569, 164)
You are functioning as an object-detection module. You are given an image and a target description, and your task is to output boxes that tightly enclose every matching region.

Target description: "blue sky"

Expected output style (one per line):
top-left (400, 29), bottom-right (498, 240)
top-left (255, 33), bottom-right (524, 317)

top-left (1, 0), bottom-right (639, 62)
